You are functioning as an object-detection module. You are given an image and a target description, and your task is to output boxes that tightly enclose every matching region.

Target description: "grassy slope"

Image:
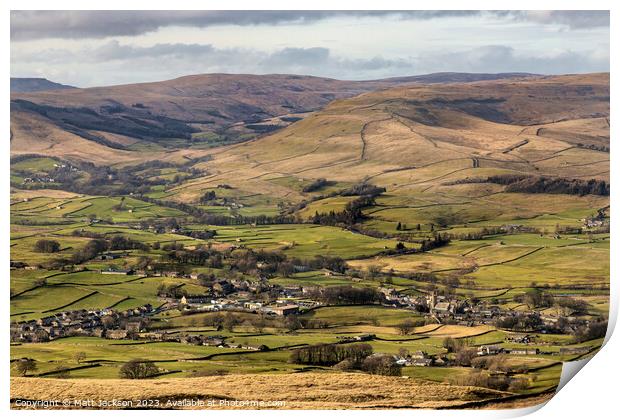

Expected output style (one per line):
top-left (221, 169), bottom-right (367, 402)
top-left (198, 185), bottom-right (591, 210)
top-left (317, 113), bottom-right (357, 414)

top-left (11, 373), bottom-right (519, 409)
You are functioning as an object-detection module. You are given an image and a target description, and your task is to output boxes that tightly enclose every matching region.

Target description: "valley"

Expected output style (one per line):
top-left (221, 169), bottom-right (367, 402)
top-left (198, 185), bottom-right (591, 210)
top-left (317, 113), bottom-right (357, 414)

top-left (10, 72), bottom-right (609, 409)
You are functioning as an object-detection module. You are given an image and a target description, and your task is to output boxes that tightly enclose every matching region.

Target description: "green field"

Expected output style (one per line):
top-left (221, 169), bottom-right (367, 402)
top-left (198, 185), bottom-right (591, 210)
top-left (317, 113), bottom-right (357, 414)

top-left (10, 271), bottom-right (210, 321)
top-left (190, 223), bottom-right (402, 259)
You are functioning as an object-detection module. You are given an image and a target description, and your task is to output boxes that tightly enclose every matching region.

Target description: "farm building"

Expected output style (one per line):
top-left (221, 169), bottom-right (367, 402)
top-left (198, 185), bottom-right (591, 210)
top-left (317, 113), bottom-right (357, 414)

top-left (101, 268), bottom-right (133, 275)
top-left (266, 304), bottom-right (300, 316)
top-left (477, 345), bottom-right (504, 356)
top-left (105, 330), bottom-right (128, 339)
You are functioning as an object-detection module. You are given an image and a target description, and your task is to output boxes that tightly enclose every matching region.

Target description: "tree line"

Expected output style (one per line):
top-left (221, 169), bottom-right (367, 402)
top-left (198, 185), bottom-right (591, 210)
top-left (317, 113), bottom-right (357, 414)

top-left (490, 175), bottom-right (608, 196)
top-left (289, 343), bottom-right (401, 376)
top-left (444, 174), bottom-right (609, 196)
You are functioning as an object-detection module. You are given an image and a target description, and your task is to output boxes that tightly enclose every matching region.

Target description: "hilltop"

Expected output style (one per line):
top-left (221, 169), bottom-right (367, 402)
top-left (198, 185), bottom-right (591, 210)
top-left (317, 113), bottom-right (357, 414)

top-left (10, 77), bottom-right (76, 93)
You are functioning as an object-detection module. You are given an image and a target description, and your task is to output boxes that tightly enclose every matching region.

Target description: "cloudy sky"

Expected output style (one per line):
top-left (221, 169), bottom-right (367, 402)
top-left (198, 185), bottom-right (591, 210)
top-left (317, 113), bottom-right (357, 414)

top-left (10, 10), bottom-right (610, 87)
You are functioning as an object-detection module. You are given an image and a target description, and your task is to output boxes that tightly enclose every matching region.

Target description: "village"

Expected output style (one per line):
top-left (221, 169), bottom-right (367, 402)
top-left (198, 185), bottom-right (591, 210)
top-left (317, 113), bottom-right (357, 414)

top-left (10, 266), bottom-right (596, 364)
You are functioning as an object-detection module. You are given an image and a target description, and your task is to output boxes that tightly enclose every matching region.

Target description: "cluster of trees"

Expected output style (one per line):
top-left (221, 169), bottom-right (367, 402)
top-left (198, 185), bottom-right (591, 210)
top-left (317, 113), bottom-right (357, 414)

top-left (302, 178), bottom-right (332, 193)
top-left (199, 190), bottom-right (217, 204)
top-left (305, 255), bottom-right (348, 274)
top-left (515, 289), bottom-right (555, 310)
top-left (575, 320), bottom-right (608, 342)
top-left (515, 290), bottom-right (588, 315)
top-left (306, 285), bottom-right (380, 305)
top-left (488, 174), bottom-right (610, 196)
top-left (494, 313), bottom-right (543, 331)
top-left (33, 239), bottom-right (61, 253)
top-left (441, 176), bottom-right (487, 186)
top-left (119, 359), bottom-right (159, 379)
top-left (346, 233), bottom-right (448, 258)
top-left (290, 343), bottom-right (373, 366)
top-left (340, 182), bottom-right (386, 197)
top-left (555, 225), bottom-right (583, 235)
top-left (311, 195), bottom-right (377, 226)
top-left (575, 143), bottom-right (609, 153)
top-left (47, 235), bottom-right (149, 267)
top-left (290, 342), bottom-right (403, 376)
top-left (554, 297), bottom-right (589, 315)
top-left (443, 337), bottom-right (472, 353)
top-left (420, 234), bottom-right (451, 251)
top-left (180, 229), bottom-right (217, 240)
top-left (397, 319), bottom-right (425, 335)
top-left (161, 244), bottom-right (223, 268)
top-left (108, 235), bottom-right (149, 251)
top-left (64, 239), bottom-right (109, 265)
top-left (471, 354), bottom-right (511, 373)
top-left (306, 182), bottom-right (387, 226)
top-left (445, 174), bottom-right (609, 196)
top-left (162, 243), bottom-right (348, 278)
top-left (442, 338), bottom-right (507, 369)
top-left (357, 355), bottom-right (402, 376)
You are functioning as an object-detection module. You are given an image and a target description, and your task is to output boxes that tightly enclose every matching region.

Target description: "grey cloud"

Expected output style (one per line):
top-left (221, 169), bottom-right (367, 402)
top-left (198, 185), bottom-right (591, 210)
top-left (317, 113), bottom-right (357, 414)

top-left (93, 41), bottom-right (218, 60)
top-left (261, 47), bottom-right (331, 67)
top-left (51, 41), bottom-right (412, 74)
top-left (512, 11), bottom-right (609, 29)
top-left (10, 11), bottom-right (464, 40)
top-left (11, 10), bottom-right (608, 41)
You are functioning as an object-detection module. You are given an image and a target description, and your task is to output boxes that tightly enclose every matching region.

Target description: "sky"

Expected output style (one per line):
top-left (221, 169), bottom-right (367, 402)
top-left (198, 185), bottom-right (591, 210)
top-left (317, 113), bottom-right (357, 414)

top-left (10, 10), bottom-right (610, 88)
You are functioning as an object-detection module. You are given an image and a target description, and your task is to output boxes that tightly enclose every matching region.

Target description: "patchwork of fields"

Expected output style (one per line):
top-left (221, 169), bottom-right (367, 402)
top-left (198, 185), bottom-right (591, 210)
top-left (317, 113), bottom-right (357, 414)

top-left (10, 73), bottom-right (609, 409)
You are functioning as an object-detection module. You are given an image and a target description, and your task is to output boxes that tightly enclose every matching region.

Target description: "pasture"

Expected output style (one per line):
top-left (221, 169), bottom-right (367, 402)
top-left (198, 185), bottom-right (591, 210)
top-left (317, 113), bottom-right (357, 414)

top-left (193, 223), bottom-right (401, 259)
top-left (10, 270), bottom-right (211, 321)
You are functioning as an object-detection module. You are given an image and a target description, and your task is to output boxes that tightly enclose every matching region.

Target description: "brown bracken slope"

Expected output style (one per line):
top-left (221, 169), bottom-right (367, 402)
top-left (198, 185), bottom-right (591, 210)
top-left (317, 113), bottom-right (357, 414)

top-left (11, 373), bottom-right (547, 410)
top-left (10, 72), bottom-right (540, 163)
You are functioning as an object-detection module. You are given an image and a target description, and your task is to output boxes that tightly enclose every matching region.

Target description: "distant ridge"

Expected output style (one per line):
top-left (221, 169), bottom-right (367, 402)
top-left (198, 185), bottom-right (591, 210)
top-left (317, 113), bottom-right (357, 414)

top-left (10, 77), bottom-right (76, 93)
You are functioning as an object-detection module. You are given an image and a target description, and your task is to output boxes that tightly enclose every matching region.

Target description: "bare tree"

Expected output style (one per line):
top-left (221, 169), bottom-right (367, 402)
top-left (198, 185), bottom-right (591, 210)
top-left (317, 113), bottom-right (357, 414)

top-left (75, 352), bottom-right (87, 364)
top-left (119, 359), bottom-right (159, 379)
top-left (397, 319), bottom-right (415, 335)
top-left (14, 359), bottom-right (37, 376)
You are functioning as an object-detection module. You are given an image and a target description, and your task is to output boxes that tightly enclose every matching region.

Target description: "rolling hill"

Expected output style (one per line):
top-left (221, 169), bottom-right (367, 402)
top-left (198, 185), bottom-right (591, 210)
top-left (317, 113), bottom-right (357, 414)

top-left (11, 72), bottom-right (609, 227)
top-left (170, 73), bottom-right (609, 201)
top-left (10, 72), bottom-right (541, 161)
